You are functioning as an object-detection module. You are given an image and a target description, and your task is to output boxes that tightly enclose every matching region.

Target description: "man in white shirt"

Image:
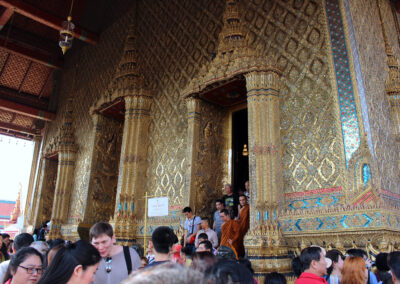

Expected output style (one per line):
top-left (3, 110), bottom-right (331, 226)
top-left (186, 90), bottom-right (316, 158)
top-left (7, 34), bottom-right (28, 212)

top-left (195, 217), bottom-right (218, 248)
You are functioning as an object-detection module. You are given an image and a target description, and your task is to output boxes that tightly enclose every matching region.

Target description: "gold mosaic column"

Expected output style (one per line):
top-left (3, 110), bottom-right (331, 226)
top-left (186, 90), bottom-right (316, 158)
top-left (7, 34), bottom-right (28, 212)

top-left (48, 149), bottom-right (76, 239)
top-left (185, 97), bottom-right (201, 209)
top-left (48, 104), bottom-right (77, 239)
top-left (244, 69), bottom-right (291, 275)
top-left (245, 69), bottom-right (283, 226)
top-left (114, 94), bottom-right (152, 243)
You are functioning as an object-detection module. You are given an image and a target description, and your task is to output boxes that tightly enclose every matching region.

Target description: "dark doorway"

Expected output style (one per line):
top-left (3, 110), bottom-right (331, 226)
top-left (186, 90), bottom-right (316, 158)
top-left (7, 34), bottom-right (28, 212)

top-left (232, 108), bottom-right (249, 193)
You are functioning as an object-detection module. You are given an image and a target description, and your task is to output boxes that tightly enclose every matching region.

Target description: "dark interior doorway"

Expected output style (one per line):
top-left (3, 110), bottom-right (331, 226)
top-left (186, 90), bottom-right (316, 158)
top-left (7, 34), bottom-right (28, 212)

top-left (232, 108), bottom-right (249, 193)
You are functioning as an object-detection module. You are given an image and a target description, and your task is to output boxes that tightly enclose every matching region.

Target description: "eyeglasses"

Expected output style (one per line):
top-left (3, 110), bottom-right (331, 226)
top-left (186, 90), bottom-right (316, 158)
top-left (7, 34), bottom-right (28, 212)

top-left (105, 257), bottom-right (112, 273)
top-left (18, 265), bottom-right (43, 275)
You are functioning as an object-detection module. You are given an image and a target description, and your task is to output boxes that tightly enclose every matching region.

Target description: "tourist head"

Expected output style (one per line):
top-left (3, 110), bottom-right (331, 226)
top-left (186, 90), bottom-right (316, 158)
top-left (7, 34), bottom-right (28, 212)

top-left (376, 252), bottom-right (389, 272)
top-left (225, 184), bottom-right (232, 195)
top-left (14, 233), bottom-right (34, 252)
top-left (341, 256), bottom-right (368, 284)
top-left (140, 257), bottom-right (148, 269)
top-left (121, 263), bottom-right (207, 284)
top-left (216, 199), bottom-right (224, 211)
top-left (239, 195), bottom-right (247, 206)
top-left (48, 239), bottom-right (65, 249)
top-left (244, 181), bottom-right (249, 191)
top-left (46, 244), bottom-right (63, 265)
top-left (216, 246), bottom-right (236, 261)
top-left (30, 241), bottom-right (49, 255)
top-left (291, 256), bottom-right (302, 277)
top-left (299, 246), bottom-right (327, 277)
top-left (37, 240), bottom-right (100, 284)
top-left (180, 246), bottom-right (193, 259)
top-left (388, 251), bottom-right (400, 283)
top-left (326, 249), bottom-right (344, 276)
top-left (206, 259), bottom-right (254, 284)
top-left (6, 247), bottom-right (43, 284)
top-left (2, 233), bottom-right (10, 245)
top-left (191, 251), bottom-right (217, 273)
top-left (219, 209), bottom-right (230, 222)
top-left (200, 217), bottom-right (210, 230)
top-left (89, 222), bottom-right (115, 258)
top-left (182, 207), bottom-right (194, 219)
top-left (151, 226), bottom-right (174, 255)
top-left (264, 272), bottom-right (287, 284)
top-left (197, 240), bottom-right (213, 253)
top-left (198, 233), bottom-right (208, 243)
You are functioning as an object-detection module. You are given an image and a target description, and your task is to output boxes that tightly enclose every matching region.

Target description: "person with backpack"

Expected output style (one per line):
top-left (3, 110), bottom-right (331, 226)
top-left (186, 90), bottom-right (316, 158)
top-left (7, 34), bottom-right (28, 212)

top-left (90, 222), bottom-right (141, 284)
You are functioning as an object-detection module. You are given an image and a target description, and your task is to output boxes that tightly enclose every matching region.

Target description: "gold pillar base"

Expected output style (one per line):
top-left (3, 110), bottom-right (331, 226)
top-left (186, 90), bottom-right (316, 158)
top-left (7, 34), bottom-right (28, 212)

top-left (245, 222), bottom-right (292, 281)
top-left (113, 216), bottom-right (138, 246)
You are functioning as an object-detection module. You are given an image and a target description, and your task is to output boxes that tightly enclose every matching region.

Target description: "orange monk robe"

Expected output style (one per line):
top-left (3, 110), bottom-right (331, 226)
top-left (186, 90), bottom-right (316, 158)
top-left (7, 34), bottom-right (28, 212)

top-left (236, 204), bottom-right (250, 257)
top-left (220, 219), bottom-right (240, 258)
top-left (239, 204), bottom-right (249, 235)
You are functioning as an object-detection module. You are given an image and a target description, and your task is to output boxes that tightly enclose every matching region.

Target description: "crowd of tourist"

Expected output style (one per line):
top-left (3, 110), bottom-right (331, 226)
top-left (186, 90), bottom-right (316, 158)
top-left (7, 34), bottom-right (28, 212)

top-left (0, 183), bottom-right (399, 283)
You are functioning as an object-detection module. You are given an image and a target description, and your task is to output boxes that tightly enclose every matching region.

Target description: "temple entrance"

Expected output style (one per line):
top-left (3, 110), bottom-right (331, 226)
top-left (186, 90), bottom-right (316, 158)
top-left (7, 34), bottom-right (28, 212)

top-left (232, 108), bottom-right (249, 193)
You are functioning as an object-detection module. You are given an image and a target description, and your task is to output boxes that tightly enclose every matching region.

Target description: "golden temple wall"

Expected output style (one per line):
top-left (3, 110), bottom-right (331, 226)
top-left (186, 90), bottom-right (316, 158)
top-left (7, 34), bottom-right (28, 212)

top-left (345, 0), bottom-right (400, 192)
top-left (34, 0), bottom-right (400, 239)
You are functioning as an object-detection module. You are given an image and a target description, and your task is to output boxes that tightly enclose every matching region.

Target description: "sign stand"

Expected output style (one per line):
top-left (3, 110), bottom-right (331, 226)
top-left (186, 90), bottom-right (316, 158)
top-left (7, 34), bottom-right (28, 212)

top-left (142, 192), bottom-right (168, 254)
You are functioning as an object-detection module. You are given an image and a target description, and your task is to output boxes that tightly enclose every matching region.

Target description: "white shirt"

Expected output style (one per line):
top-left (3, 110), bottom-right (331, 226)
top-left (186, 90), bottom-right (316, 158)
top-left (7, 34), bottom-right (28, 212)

top-left (194, 228), bottom-right (219, 248)
top-left (0, 260), bottom-right (10, 282)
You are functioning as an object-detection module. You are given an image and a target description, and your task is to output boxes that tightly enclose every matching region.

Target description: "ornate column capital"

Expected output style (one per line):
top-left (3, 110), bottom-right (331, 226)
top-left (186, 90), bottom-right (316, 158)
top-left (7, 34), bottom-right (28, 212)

top-left (245, 69), bottom-right (282, 97)
top-left (124, 93), bottom-right (153, 114)
top-left (186, 96), bottom-right (201, 121)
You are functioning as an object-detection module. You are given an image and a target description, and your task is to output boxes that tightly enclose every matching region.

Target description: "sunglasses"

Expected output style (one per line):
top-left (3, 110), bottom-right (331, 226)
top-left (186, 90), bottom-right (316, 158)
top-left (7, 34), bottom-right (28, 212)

top-left (105, 257), bottom-right (112, 273)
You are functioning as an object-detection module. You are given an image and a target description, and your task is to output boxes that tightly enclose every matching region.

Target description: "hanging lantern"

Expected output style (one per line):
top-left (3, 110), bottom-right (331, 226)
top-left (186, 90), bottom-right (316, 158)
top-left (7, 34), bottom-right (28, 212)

top-left (59, 16), bottom-right (75, 55)
top-left (242, 144), bottom-right (248, 156)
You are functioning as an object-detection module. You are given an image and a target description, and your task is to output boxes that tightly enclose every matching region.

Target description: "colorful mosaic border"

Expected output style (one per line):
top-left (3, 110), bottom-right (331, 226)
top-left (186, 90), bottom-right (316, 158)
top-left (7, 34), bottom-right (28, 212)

top-left (281, 210), bottom-right (400, 233)
top-left (287, 195), bottom-right (344, 210)
top-left (325, 0), bottom-right (361, 167)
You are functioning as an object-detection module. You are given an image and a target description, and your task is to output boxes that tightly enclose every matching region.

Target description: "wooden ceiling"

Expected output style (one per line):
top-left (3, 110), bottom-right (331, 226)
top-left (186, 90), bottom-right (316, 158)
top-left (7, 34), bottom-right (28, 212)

top-left (0, 0), bottom-right (99, 140)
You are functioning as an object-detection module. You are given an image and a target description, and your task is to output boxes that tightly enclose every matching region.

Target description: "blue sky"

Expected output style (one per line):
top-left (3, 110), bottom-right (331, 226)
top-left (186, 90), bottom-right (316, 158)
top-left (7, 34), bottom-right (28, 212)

top-left (0, 135), bottom-right (35, 208)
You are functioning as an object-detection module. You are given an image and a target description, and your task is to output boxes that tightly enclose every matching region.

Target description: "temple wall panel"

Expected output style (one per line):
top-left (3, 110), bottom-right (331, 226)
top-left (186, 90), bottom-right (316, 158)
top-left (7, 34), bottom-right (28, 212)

top-left (43, 7), bottom-right (135, 226)
top-left (242, 0), bottom-right (346, 194)
top-left (345, 0), bottom-right (400, 193)
top-left (137, 0), bottom-right (225, 213)
top-left (38, 0), bottom-right (400, 232)
top-left (33, 159), bottom-right (57, 228)
top-left (84, 115), bottom-right (123, 225)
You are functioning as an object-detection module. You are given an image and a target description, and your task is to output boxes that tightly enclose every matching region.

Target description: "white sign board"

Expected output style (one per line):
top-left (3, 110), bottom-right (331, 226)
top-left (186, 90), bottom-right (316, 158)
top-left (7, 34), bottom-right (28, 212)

top-left (148, 197), bottom-right (169, 217)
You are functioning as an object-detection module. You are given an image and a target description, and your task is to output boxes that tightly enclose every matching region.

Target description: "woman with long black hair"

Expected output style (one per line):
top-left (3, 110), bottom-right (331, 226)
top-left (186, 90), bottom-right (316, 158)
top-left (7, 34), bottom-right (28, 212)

top-left (37, 240), bottom-right (100, 284)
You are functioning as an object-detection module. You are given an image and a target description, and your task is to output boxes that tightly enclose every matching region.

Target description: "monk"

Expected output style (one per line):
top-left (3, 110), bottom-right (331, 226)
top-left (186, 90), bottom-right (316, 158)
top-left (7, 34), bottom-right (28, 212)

top-left (219, 209), bottom-right (240, 258)
top-left (236, 194), bottom-right (249, 257)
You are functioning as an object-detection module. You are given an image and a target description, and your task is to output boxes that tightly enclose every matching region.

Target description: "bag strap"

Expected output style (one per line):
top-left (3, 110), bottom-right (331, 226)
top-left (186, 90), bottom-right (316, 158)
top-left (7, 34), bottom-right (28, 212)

top-left (123, 246), bottom-right (132, 275)
top-left (191, 216), bottom-right (196, 234)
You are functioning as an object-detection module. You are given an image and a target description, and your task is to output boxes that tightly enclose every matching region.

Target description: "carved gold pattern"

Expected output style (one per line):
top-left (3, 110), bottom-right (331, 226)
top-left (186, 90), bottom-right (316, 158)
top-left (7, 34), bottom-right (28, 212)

top-left (30, 158), bottom-right (57, 229)
top-left (83, 114), bottom-right (122, 225)
top-left (377, 0), bottom-right (400, 172)
top-left (100, 21), bottom-right (154, 242)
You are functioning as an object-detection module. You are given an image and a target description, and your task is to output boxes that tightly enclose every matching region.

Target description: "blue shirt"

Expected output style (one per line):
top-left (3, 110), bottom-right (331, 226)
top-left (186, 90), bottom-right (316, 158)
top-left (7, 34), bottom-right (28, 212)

top-left (184, 216), bottom-right (201, 237)
top-left (213, 210), bottom-right (223, 233)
